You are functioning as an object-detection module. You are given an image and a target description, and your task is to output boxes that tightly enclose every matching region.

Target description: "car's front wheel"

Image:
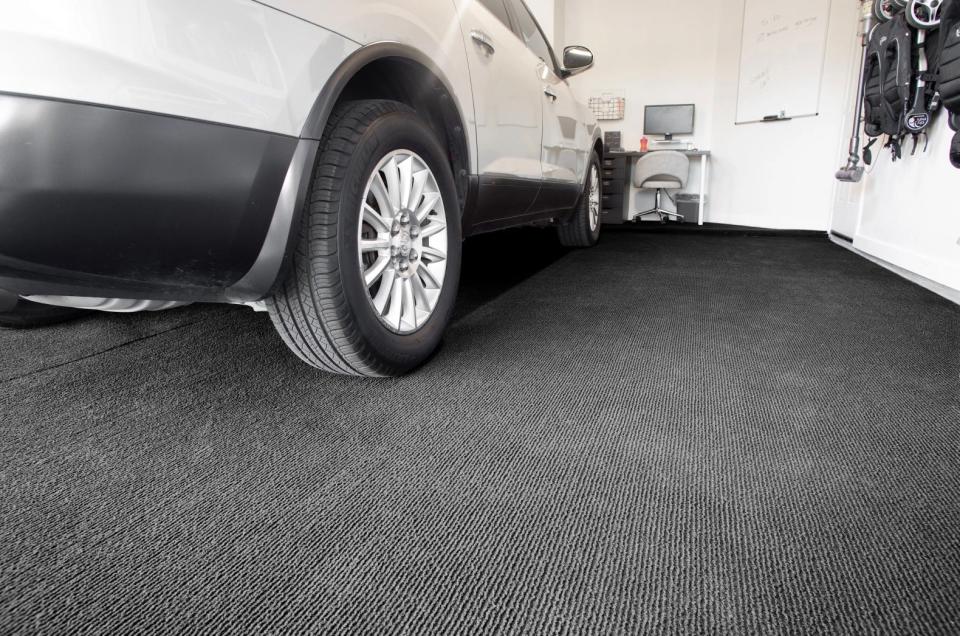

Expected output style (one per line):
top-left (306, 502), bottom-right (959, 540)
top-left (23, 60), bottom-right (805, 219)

top-left (267, 100), bottom-right (462, 377)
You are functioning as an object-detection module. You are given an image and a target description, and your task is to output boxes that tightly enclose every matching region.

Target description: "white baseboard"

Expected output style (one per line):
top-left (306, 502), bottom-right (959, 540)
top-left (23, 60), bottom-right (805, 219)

top-left (830, 235), bottom-right (960, 307)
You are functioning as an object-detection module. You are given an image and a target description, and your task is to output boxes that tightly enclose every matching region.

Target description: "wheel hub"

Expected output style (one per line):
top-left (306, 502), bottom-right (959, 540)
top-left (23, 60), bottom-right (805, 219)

top-left (390, 210), bottom-right (422, 279)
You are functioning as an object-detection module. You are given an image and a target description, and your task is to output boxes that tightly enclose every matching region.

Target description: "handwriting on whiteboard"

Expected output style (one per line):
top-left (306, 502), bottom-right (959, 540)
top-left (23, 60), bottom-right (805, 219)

top-left (757, 15), bottom-right (820, 43)
top-left (750, 69), bottom-right (771, 89)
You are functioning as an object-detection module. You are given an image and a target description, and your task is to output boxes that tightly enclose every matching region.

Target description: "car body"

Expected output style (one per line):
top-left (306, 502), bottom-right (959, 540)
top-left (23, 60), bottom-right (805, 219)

top-left (0, 0), bottom-right (603, 374)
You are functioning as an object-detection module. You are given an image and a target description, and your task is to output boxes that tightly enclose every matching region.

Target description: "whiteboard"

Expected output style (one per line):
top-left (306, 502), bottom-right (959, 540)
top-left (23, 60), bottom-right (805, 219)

top-left (735, 0), bottom-right (831, 124)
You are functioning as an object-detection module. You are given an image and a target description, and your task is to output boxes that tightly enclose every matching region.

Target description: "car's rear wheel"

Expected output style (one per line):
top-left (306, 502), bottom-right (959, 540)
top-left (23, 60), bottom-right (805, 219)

top-left (267, 100), bottom-right (462, 377)
top-left (557, 152), bottom-right (602, 247)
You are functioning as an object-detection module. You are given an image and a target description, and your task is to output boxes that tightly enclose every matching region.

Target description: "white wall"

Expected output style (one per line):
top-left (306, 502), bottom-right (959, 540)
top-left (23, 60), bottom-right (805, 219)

top-left (561, 0), bottom-right (721, 152)
top-left (827, 2), bottom-right (960, 294)
top-left (561, 0), bottom-right (722, 219)
top-left (833, 114), bottom-right (960, 292)
top-left (525, 0), bottom-right (557, 46)
top-left (559, 0), bottom-right (861, 230)
top-left (709, 0), bottom-right (860, 230)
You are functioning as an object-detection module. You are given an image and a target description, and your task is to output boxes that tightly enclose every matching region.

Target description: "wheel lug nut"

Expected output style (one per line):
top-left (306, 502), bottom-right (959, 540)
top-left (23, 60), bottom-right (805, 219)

top-left (409, 250), bottom-right (419, 262)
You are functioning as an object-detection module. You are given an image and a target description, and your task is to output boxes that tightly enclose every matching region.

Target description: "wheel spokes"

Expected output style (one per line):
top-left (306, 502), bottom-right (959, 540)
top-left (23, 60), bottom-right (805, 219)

top-left (420, 220), bottom-right (446, 239)
top-left (408, 169), bottom-right (428, 212)
top-left (416, 192), bottom-right (442, 224)
top-left (364, 254), bottom-right (391, 287)
top-left (383, 157), bottom-right (402, 212)
top-left (373, 268), bottom-right (396, 314)
top-left (410, 273), bottom-right (431, 308)
top-left (360, 237), bottom-right (391, 253)
top-left (358, 150), bottom-right (449, 334)
top-left (363, 204), bottom-right (391, 233)
top-left (386, 275), bottom-right (404, 327)
top-left (369, 174), bottom-right (395, 218)
top-left (398, 156), bottom-right (413, 212)
top-left (421, 246), bottom-right (446, 263)
top-left (419, 265), bottom-right (442, 290)
top-left (401, 277), bottom-right (417, 329)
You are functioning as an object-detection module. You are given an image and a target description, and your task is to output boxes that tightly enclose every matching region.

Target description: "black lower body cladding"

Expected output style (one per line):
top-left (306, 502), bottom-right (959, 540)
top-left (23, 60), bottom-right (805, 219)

top-left (0, 93), bottom-right (298, 301)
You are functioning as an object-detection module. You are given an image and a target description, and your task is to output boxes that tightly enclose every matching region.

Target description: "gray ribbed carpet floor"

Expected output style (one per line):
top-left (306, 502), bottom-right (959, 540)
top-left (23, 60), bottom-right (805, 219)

top-left (2, 232), bottom-right (959, 634)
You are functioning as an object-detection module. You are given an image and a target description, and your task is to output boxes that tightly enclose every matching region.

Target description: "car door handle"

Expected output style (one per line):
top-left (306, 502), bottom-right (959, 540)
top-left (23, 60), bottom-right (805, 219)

top-left (543, 87), bottom-right (558, 101)
top-left (470, 30), bottom-right (495, 55)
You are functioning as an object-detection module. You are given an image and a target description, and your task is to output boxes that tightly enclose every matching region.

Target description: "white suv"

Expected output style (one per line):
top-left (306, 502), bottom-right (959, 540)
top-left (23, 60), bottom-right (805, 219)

top-left (0, 0), bottom-right (603, 376)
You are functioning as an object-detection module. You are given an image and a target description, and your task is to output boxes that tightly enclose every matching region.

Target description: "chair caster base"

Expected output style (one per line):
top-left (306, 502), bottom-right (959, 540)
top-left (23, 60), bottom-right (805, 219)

top-left (635, 208), bottom-right (685, 223)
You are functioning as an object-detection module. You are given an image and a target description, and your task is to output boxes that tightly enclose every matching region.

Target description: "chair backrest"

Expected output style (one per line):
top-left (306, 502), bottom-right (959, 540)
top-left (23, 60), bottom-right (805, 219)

top-left (633, 151), bottom-right (690, 189)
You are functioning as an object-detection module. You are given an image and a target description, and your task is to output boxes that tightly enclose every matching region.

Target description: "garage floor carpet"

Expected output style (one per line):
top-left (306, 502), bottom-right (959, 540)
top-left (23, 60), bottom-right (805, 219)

top-left (2, 231), bottom-right (959, 634)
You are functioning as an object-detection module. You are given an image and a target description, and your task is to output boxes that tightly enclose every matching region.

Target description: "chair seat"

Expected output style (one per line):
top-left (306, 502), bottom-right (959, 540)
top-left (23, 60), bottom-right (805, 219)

top-left (640, 179), bottom-right (682, 190)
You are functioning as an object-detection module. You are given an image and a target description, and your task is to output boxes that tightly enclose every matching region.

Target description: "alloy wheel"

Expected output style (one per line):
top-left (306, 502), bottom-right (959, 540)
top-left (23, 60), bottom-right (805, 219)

top-left (358, 150), bottom-right (448, 334)
top-left (588, 165), bottom-right (600, 232)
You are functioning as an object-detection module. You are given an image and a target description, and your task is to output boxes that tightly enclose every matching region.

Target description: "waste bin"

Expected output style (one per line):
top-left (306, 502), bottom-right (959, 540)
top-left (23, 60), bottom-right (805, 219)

top-left (675, 194), bottom-right (701, 224)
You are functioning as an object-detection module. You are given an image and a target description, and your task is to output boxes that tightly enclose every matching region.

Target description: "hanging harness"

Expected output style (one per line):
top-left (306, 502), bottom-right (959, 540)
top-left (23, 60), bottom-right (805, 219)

top-left (933, 0), bottom-right (960, 166)
top-left (863, 15), bottom-right (915, 160)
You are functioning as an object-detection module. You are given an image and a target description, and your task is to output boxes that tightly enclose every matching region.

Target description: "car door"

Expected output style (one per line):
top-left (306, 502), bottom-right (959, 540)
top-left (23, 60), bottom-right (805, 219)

top-left (503, 0), bottom-right (583, 213)
top-left (455, 0), bottom-right (544, 227)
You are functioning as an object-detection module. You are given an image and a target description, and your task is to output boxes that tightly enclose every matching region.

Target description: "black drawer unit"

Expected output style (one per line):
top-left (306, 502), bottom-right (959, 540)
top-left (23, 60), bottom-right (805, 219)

top-left (601, 156), bottom-right (625, 170)
top-left (600, 199), bottom-right (625, 225)
top-left (601, 155), bottom-right (629, 180)
top-left (602, 165), bottom-right (626, 180)
top-left (601, 193), bottom-right (622, 209)
top-left (601, 177), bottom-right (624, 194)
top-left (599, 155), bottom-right (629, 225)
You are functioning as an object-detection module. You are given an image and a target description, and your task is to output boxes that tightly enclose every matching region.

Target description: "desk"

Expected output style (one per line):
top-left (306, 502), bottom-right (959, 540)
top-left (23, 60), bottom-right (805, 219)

top-left (605, 150), bottom-right (711, 225)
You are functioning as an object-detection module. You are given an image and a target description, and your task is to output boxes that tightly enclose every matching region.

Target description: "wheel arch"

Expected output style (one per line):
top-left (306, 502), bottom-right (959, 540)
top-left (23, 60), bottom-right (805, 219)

top-left (231, 43), bottom-right (475, 302)
top-left (300, 42), bottom-right (472, 210)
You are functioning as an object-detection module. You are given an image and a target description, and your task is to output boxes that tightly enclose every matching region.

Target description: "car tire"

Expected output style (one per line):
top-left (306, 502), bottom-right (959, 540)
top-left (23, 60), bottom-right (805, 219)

top-left (267, 99), bottom-right (462, 377)
top-left (0, 294), bottom-right (86, 329)
top-left (557, 152), bottom-right (602, 248)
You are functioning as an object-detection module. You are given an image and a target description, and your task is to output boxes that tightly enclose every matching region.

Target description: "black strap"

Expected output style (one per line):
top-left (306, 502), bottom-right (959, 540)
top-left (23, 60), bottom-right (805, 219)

top-left (885, 135), bottom-right (903, 161)
top-left (863, 137), bottom-right (877, 166)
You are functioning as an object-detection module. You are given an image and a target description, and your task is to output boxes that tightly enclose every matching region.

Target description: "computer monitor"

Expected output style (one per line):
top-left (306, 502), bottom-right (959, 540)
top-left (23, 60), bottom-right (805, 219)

top-left (644, 104), bottom-right (695, 140)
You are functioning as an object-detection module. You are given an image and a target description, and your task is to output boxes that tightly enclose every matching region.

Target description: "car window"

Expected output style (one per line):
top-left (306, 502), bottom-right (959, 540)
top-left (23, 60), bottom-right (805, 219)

top-left (504, 0), bottom-right (556, 69)
top-left (478, 0), bottom-right (512, 30)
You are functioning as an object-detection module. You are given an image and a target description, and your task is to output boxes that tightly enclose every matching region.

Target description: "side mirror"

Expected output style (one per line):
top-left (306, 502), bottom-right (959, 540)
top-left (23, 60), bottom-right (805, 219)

top-left (562, 46), bottom-right (594, 76)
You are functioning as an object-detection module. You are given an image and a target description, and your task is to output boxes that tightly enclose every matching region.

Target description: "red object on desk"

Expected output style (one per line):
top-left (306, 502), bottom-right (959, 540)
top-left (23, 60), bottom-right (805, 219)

top-left (640, 136), bottom-right (649, 152)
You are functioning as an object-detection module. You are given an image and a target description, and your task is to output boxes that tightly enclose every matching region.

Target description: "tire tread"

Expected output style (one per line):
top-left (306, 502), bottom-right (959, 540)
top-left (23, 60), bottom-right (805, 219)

top-left (266, 100), bottom-right (418, 377)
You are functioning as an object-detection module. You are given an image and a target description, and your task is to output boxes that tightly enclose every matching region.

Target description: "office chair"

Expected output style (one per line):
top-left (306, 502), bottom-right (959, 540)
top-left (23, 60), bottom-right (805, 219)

top-left (633, 151), bottom-right (690, 222)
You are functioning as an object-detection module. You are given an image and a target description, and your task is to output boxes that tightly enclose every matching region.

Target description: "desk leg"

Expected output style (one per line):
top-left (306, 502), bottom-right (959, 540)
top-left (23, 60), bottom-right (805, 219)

top-left (698, 154), bottom-right (708, 226)
top-left (623, 157), bottom-right (634, 222)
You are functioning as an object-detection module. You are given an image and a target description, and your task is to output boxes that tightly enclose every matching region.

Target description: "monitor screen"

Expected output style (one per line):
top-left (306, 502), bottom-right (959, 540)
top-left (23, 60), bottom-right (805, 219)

top-left (644, 104), bottom-right (695, 137)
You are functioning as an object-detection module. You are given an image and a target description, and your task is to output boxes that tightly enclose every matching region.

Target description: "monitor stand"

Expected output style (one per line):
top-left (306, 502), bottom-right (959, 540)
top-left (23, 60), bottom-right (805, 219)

top-left (652, 136), bottom-right (692, 150)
